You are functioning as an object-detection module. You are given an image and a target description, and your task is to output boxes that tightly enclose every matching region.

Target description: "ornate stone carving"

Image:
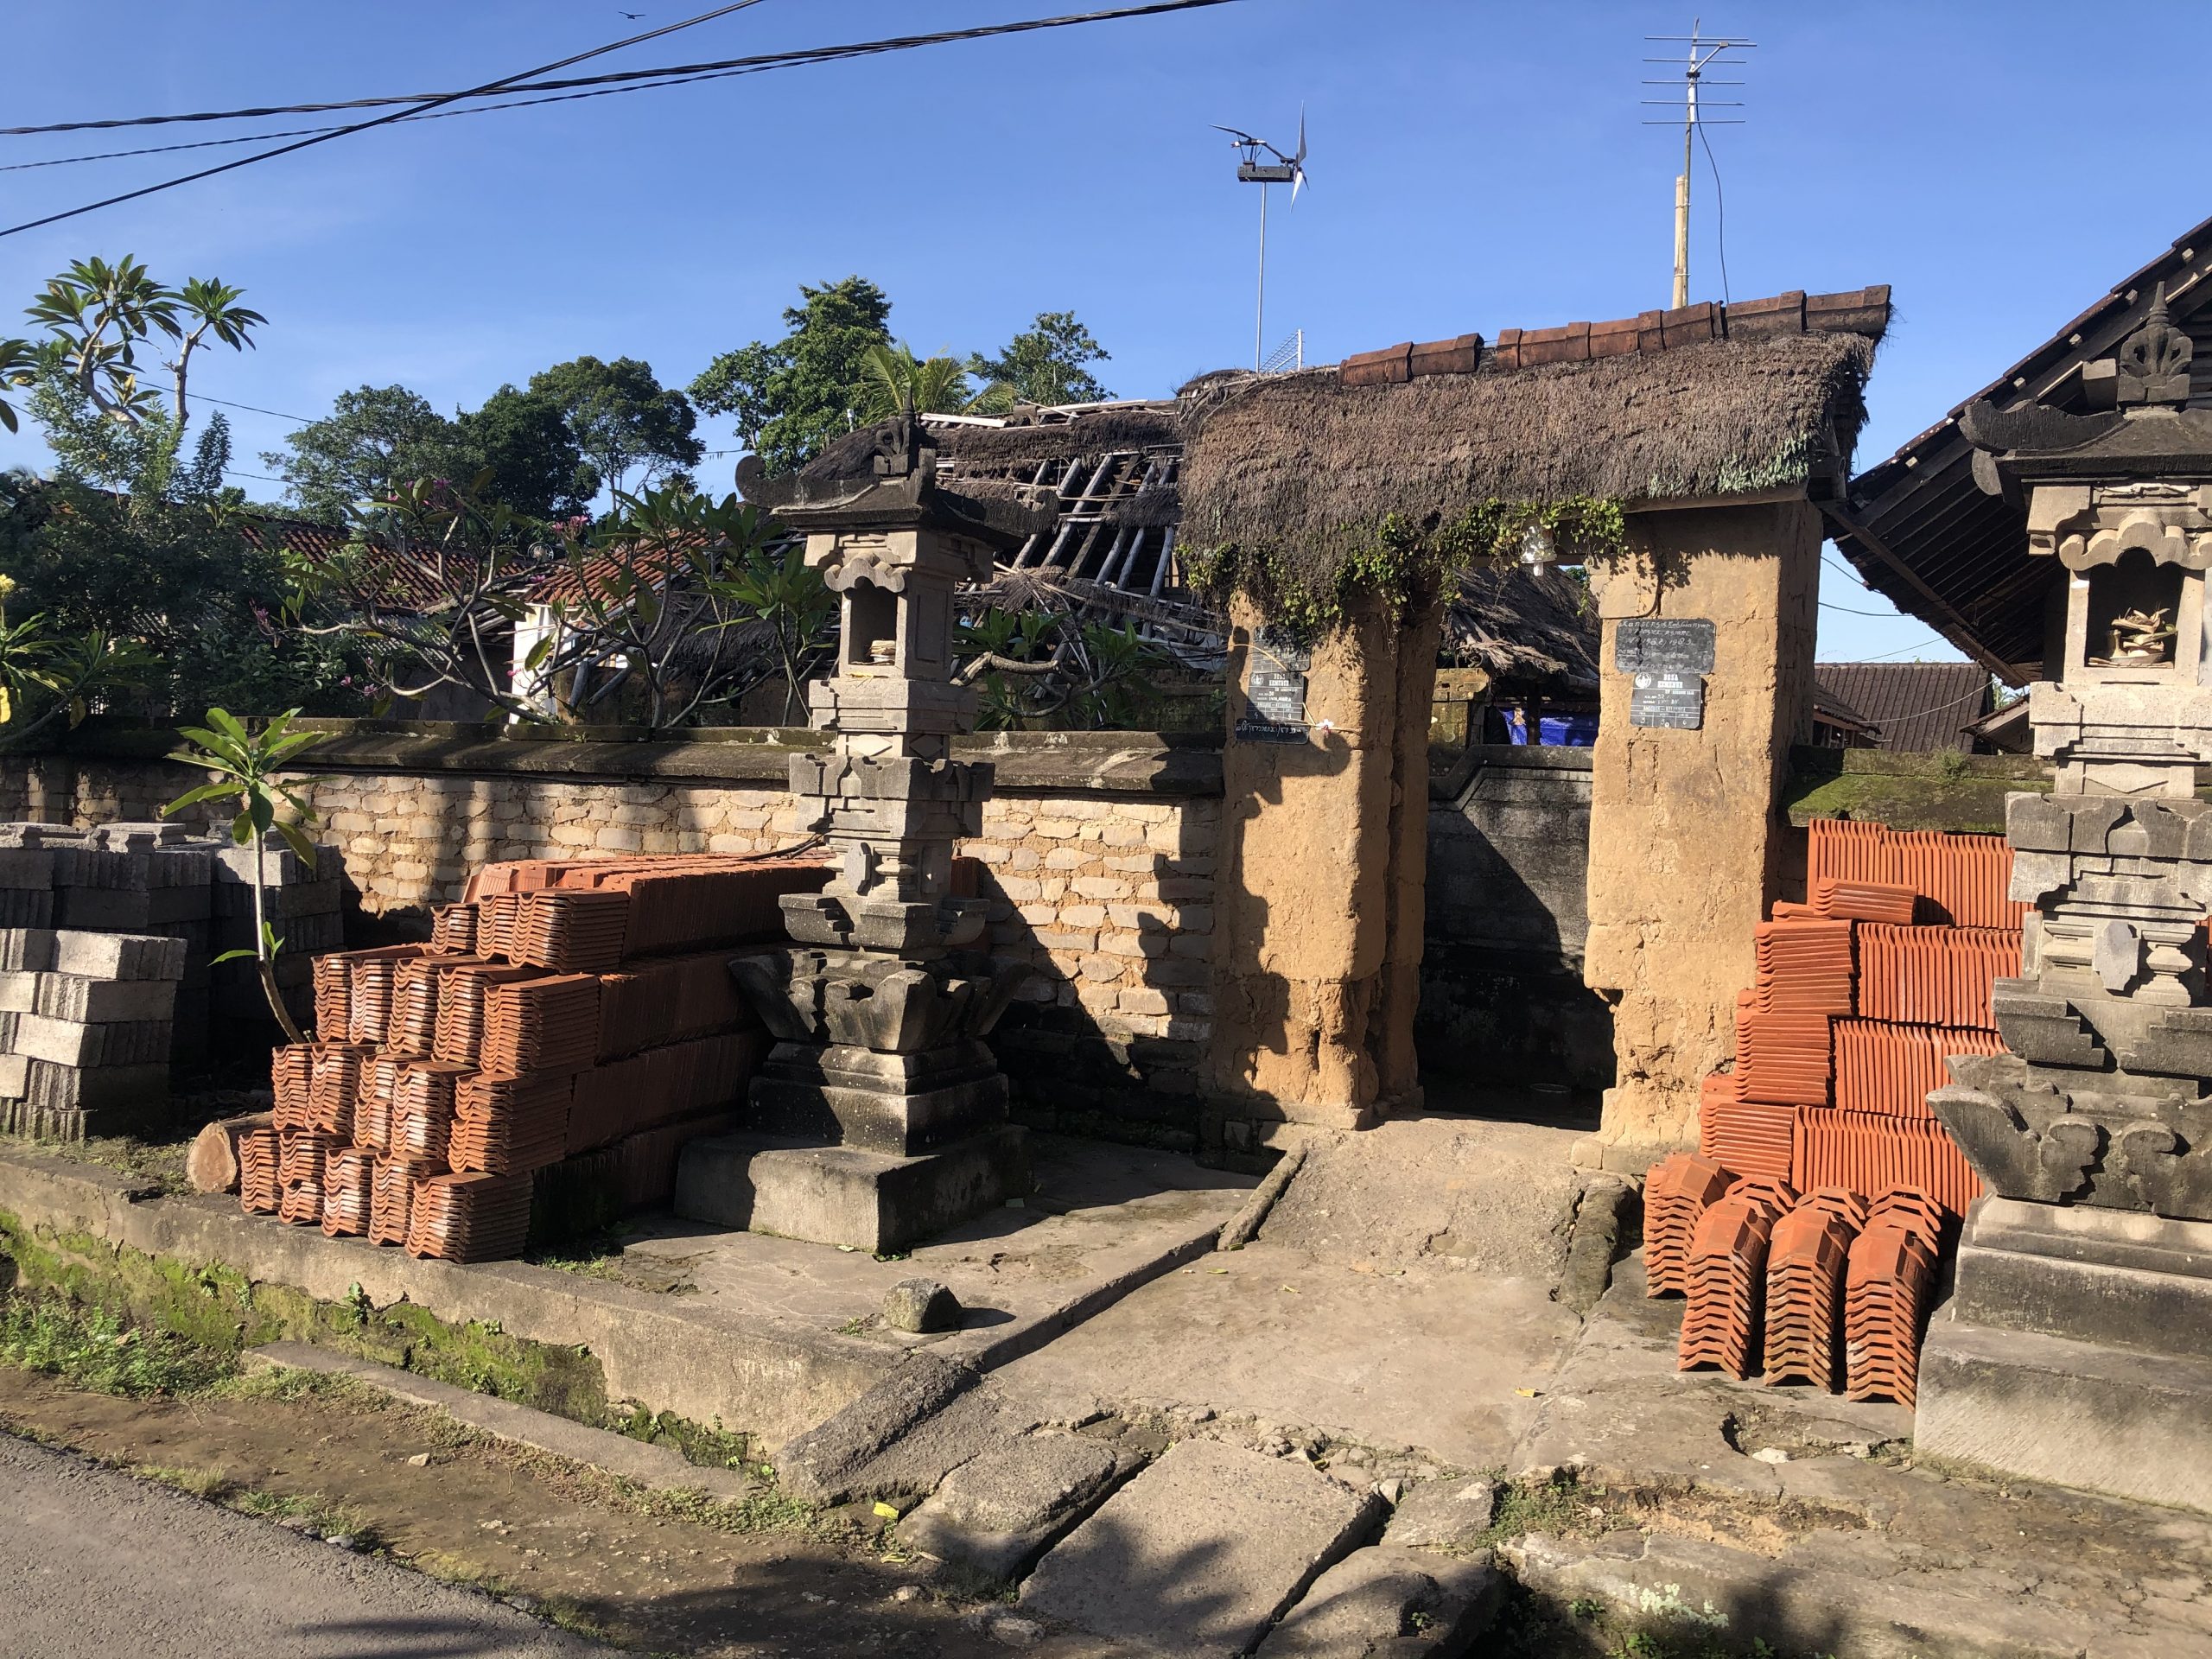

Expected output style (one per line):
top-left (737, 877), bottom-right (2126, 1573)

top-left (1954, 299), bottom-right (2212, 1221)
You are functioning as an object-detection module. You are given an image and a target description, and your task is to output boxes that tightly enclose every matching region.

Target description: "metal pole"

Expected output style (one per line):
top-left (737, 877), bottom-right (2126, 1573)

top-left (1255, 181), bottom-right (1268, 372)
top-left (1672, 27), bottom-right (1695, 308)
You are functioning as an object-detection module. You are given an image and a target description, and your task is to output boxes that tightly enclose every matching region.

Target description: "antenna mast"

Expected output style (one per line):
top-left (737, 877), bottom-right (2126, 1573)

top-left (1213, 114), bottom-right (1308, 371)
top-left (1643, 21), bottom-right (1751, 308)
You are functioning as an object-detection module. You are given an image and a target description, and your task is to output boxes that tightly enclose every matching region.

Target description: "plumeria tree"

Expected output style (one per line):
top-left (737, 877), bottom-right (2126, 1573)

top-left (162, 709), bottom-right (326, 1044)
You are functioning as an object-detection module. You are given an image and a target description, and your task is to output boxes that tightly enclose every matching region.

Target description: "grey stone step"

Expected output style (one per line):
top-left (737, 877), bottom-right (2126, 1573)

top-left (241, 1342), bottom-right (758, 1503)
top-left (1020, 1438), bottom-right (1384, 1656)
top-left (897, 1431), bottom-right (1133, 1581)
top-left (1254, 1545), bottom-right (1501, 1657)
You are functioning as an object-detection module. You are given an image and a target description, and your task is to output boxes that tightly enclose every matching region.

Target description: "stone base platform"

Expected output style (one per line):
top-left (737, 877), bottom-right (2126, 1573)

top-left (673, 1125), bottom-right (1033, 1254)
top-left (1916, 1314), bottom-right (2212, 1513)
top-left (1915, 1196), bottom-right (2212, 1513)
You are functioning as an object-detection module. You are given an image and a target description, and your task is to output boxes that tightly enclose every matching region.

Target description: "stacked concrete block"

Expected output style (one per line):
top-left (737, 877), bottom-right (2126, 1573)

top-left (210, 841), bottom-right (343, 1035)
top-left (0, 927), bottom-right (186, 1139)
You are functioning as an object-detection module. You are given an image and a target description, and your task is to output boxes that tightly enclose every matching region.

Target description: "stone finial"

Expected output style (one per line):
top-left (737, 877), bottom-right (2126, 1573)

top-left (2118, 283), bottom-right (2194, 407)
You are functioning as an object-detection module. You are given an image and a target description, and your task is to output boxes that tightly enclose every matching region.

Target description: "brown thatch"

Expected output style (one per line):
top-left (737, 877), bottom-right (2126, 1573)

top-left (1444, 564), bottom-right (1600, 695)
top-left (1175, 332), bottom-right (1877, 588)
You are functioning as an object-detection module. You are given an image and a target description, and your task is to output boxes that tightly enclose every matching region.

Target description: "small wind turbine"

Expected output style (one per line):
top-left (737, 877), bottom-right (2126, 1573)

top-left (1214, 111), bottom-right (1307, 372)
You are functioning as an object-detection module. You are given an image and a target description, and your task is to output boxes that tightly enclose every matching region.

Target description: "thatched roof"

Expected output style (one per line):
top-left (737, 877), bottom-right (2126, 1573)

top-left (1175, 329), bottom-right (1878, 588)
top-left (1444, 564), bottom-right (1599, 695)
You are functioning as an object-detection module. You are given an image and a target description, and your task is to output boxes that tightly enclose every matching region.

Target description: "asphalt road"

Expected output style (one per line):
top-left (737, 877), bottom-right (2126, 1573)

top-left (0, 1433), bottom-right (619, 1659)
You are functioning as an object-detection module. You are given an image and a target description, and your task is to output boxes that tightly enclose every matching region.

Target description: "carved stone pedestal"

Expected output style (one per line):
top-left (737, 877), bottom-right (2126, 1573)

top-left (672, 416), bottom-right (1052, 1251)
top-left (1915, 291), bottom-right (2212, 1512)
top-left (1916, 1198), bottom-right (2212, 1511)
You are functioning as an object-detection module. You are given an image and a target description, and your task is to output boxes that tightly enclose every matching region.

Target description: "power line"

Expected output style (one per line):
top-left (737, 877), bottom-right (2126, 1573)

top-left (1696, 118), bottom-right (1729, 306)
top-left (137, 382), bottom-right (316, 424)
top-left (0, 0), bottom-right (777, 240)
top-left (0, 1), bottom-right (1244, 143)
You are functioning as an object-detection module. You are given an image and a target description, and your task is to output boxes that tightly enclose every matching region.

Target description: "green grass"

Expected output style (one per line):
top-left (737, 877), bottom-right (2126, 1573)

top-left (0, 1292), bottom-right (230, 1395)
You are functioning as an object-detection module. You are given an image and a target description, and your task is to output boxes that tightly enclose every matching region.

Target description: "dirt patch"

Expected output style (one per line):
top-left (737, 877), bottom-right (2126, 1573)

top-left (0, 1367), bottom-right (1052, 1657)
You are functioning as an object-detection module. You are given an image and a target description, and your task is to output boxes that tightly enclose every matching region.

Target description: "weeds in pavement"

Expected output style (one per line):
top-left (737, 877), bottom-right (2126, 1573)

top-left (0, 1293), bottom-right (230, 1395)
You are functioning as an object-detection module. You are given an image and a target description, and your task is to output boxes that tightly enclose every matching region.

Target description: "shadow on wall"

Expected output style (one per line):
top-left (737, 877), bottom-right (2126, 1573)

top-left (975, 795), bottom-right (1220, 1154)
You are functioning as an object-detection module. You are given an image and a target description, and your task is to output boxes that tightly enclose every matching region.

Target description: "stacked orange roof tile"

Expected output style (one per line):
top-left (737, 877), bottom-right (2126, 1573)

top-left (248, 851), bottom-right (830, 1262)
top-left (1655, 818), bottom-right (2031, 1393)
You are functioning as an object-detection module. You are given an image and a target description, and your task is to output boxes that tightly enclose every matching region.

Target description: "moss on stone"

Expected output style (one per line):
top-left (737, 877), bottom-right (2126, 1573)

top-left (0, 1209), bottom-right (606, 1423)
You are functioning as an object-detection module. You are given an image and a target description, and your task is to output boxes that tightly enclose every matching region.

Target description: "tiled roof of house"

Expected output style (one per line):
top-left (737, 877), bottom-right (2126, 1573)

top-left (1813, 661), bottom-right (1993, 753)
top-left (1831, 213), bottom-right (2212, 682)
top-left (1334, 285), bottom-right (1891, 388)
top-left (238, 514), bottom-right (466, 613)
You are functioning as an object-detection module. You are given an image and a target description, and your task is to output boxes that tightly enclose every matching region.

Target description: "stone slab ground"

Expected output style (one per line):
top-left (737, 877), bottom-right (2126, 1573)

top-left (1502, 1247), bottom-right (2212, 1657)
top-left (1020, 1437), bottom-right (1385, 1655)
top-left (0, 1130), bottom-right (1249, 1449)
top-left (990, 1115), bottom-right (1592, 1471)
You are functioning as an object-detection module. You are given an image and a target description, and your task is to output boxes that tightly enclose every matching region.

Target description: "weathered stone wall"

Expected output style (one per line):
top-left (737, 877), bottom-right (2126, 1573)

top-left (3, 724), bottom-right (1224, 1147)
top-left (1205, 592), bottom-right (1438, 1149)
top-left (1580, 500), bottom-right (1823, 1170)
top-left (1421, 745), bottom-right (1613, 1092)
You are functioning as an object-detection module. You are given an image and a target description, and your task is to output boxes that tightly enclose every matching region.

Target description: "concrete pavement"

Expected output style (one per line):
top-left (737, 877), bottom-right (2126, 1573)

top-left (0, 1433), bottom-right (617, 1659)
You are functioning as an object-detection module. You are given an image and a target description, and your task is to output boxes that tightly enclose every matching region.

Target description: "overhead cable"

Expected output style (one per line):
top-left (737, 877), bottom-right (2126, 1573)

top-left (0, 0), bottom-right (775, 239)
top-left (1, 1), bottom-right (1243, 140)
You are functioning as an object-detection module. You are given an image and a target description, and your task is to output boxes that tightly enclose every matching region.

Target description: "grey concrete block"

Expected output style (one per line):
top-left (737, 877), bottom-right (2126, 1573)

top-left (0, 930), bottom-right (57, 972)
top-left (0, 1052), bottom-right (26, 1098)
top-left (897, 1433), bottom-right (1124, 1581)
top-left (14, 1014), bottom-right (172, 1069)
top-left (30, 973), bottom-right (179, 1027)
top-left (674, 1128), bottom-right (1031, 1254)
top-left (0, 848), bottom-right (55, 889)
top-left (1255, 1544), bottom-right (1502, 1657)
top-left (1020, 1439), bottom-right (1385, 1656)
top-left (1916, 1314), bottom-right (2212, 1513)
top-left (52, 931), bottom-right (187, 983)
top-left (0, 971), bottom-right (34, 1014)
top-left (54, 885), bottom-right (210, 928)
top-left (26, 1058), bottom-right (169, 1113)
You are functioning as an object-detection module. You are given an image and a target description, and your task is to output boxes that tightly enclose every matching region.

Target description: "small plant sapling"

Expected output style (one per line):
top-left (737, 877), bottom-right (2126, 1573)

top-left (162, 707), bottom-right (327, 1043)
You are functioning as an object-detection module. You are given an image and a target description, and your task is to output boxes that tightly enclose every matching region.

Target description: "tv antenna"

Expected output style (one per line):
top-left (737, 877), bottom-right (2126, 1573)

top-left (1643, 21), bottom-right (1751, 308)
top-left (1213, 111), bottom-right (1307, 372)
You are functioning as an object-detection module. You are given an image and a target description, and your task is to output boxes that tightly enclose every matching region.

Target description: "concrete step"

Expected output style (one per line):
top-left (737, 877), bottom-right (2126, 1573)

top-left (242, 1343), bottom-right (758, 1503)
top-left (1254, 1544), bottom-right (1501, 1657)
top-left (673, 1125), bottom-right (1030, 1253)
top-left (1019, 1437), bottom-right (1384, 1656)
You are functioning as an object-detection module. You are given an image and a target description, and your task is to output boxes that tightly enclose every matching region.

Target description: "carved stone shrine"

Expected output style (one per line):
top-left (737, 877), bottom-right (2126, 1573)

top-left (672, 418), bottom-right (1053, 1252)
top-left (1916, 290), bottom-right (2212, 1510)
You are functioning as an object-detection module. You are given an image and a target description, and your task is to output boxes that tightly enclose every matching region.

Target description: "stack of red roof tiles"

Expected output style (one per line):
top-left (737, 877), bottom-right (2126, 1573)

top-left (246, 853), bottom-right (830, 1262)
top-left (1657, 819), bottom-right (2029, 1396)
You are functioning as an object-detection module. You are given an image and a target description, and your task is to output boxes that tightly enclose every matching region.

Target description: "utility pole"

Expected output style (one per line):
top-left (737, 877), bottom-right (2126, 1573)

top-left (1644, 22), bottom-right (1751, 309)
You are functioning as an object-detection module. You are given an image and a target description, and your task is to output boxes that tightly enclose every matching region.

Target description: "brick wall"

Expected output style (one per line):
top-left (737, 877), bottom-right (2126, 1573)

top-left (3, 723), bottom-right (1226, 1147)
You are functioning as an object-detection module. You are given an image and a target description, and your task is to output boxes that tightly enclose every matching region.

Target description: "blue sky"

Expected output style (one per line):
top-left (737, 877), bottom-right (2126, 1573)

top-left (3, 0), bottom-right (2207, 662)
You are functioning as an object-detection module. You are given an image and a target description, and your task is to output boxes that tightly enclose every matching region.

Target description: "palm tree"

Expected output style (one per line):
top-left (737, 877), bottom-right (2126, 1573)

top-left (858, 341), bottom-right (989, 421)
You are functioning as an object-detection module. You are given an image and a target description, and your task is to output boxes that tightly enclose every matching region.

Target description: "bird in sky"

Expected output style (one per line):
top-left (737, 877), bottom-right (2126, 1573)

top-left (618, 10), bottom-right (645, 16)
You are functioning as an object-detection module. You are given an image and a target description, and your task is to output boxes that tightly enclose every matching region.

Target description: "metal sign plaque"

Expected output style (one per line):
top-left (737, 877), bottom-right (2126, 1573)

top-left (1615, 617), bottom-right (1716, 676)
top-left (1237, 627), bottom-right (1312, 742)
top-left (1629, 670), bottom-right (1706, 729)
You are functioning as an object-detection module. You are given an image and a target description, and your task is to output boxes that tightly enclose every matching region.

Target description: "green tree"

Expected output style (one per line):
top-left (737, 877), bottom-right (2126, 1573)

top-left (690, 276), bottom-right (893, 476)
top-left (969, 311), bottom-right (1113, 410)
top-left (269, 382), bottom-right (597, 523)
top-left (454, 385), bottom-right (596, 520)
top-left (3, 257), bottom-right (359, 720)
top-left (527, 355), bottom-right (703, 500)
top-left (264, 385), bottom-right (458, 521)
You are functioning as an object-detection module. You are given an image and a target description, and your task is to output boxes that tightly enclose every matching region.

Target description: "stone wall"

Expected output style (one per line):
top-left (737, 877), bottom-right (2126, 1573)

top-left (1580, 500), bottom-right (1824, 1170)
top-left (4, 723), bottom-right (1224, 1148)
top-left (1420, 745), bottom-right (1613, 1092)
